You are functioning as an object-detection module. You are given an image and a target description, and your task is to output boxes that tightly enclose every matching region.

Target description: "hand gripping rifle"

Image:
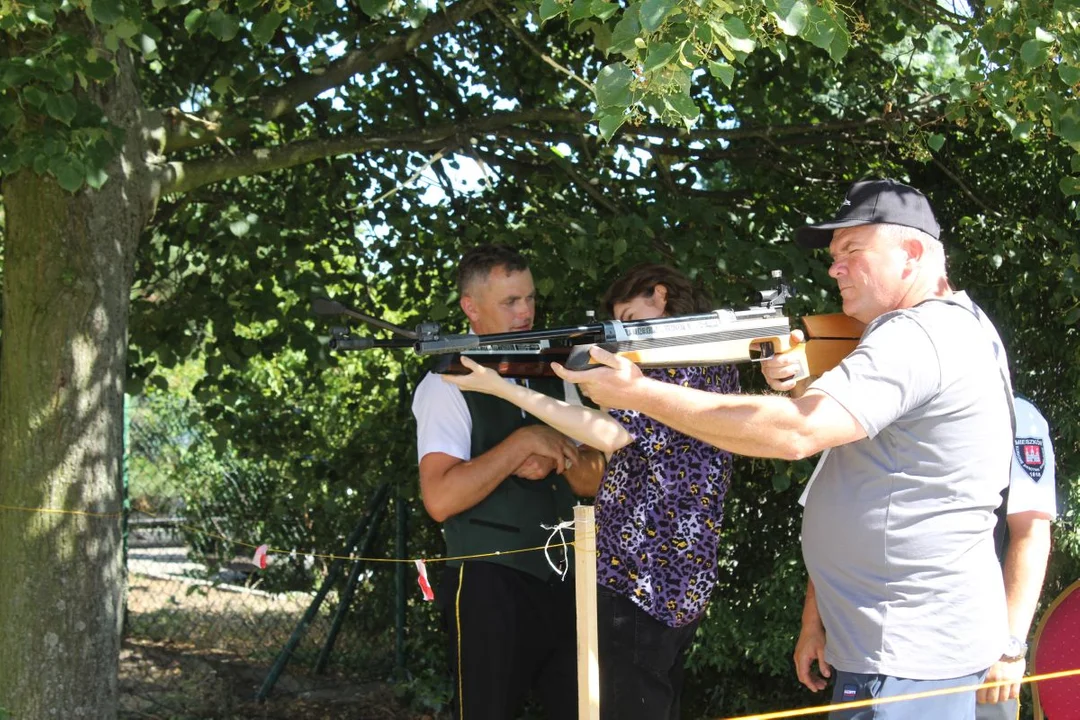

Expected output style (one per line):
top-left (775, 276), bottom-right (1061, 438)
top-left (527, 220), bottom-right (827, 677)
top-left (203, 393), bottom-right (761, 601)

top-left (314, 272), bottom-right (864, 380)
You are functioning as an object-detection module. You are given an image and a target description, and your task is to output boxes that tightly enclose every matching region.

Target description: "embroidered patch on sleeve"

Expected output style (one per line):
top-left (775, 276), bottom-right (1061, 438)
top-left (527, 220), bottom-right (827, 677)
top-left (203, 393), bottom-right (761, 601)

top-left (1014, 437), bottom-right (1046, 481)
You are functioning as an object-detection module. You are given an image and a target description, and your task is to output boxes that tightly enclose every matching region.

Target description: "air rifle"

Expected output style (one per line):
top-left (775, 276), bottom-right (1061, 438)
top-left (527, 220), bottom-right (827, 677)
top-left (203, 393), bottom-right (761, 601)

top-left (314, 273), bottom-right (864, 380)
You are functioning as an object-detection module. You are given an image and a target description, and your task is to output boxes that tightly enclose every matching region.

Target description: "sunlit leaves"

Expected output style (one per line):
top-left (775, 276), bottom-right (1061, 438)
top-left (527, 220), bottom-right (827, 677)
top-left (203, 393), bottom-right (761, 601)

top-left (639, 0), bottom-right (676, 33)
top-left (768, 0), bottom-right (809, 37)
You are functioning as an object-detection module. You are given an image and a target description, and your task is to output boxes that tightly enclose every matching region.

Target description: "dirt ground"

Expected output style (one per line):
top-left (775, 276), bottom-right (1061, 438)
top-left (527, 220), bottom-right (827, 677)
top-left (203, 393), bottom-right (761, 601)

top-left (118, 638), bottom-right (428, 720)
top-left (121, 572), bottom-right (434, 720)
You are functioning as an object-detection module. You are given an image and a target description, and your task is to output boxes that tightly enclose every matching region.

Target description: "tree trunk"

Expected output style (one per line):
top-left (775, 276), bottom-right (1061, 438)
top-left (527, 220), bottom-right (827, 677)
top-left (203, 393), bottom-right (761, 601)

top-left (0, 38), bottom-right (153, 718)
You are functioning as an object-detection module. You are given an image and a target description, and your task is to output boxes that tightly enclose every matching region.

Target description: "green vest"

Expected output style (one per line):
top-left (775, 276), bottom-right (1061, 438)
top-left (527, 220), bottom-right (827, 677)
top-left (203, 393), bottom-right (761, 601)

top-left (443, 377), bottom-right (577, 581)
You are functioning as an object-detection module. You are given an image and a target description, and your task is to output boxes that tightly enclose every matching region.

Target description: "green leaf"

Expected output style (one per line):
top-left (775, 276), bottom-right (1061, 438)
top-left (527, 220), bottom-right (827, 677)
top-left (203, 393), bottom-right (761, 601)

top-left (709, 60), bottom-right (734, 88)
top-left (183, 8), bottom-right (204, 34)
top-left (1060, 114), bottom-right (1080, 150)
top-left (596, 110), bottom-right (626, 141)
top-left (252, 11), bottom-right (283, 44)
top-left (568, 0), bottom-right (592, 21)
top-left (721, 16), bottom-right (755, 54)
top-left (104, 30), bottom-right (120, 52)
top-left (664, 91), bottom-right (700, 129)
top-left (594, 63), bottom-right (634, 108)
top-left (1020, 38), bottom-right (1051, 68)
top-left (85, 166), bottom-right (109, 190)
top-left (538, 0), bottom-right (563, 22)
top-left (771, 0), bottom-right (809, 36)
top-left (801, 5), bottom-right (842, 56)
top-left (772, 472), bottom-right (791, 491)
top-left (1034, 27), bottom-right (1056, 44)
top-left (1011, 121), bottom-right (1033, 139)
top-left (22, 85), bottom-right (48, 108)
top-left (44, 93), bottom-right (78, 125)
top-left (113, 17), bottom-right (140, 39)
top-left (83, 55), bottom-right (114, 80)
top-left (0, 100), bottom-right (19, 127)
top-left (27, 4), bottom-right (56, 24)
top-left (211, 76), bottom-right (232, 96)
top-left (1059, 65), bottom-right (1080, 86)
top-left (206, 11), bottom-right (240, 42)
top-left (926, 133), bottom-right (945, 152)
top-left (643, 41), bottom-right (678, 73)
top-left (612, 236), bottom-right (627, 259)
top-left (89, 0), bottom-right (124, 25)
top-left (610, 12), bottom-right (642, 55)
top-left (52, 157), bottom-right (86, 192)
top-left (1059, 175), bottom-right (1080, 196)
top-left (828, 24), bottom-right (849, 62)
top-left (358, 0), bottom-right (392, 17)
top-left (229, 218), bottom-right (252, 237)
top-left (639, 0), bottom-right (675, 33)
top-left (590, 0), bottom-right (618, 21)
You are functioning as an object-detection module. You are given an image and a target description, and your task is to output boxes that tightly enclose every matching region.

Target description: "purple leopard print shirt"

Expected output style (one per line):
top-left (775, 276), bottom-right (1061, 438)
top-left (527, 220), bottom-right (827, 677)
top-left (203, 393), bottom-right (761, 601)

top-left (595, 365), bottom-right (739, 628)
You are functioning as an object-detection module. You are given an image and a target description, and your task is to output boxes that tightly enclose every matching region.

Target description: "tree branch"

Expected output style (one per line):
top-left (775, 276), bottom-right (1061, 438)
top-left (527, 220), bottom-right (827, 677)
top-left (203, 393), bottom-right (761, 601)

top-left (930, 156), bottom-right (1002, 218)
top-left (157, 0), bottom-right (489, 154)
top-left (482, 0), bottom-right (593, 92)
top-left (160, 108), bottom-right (584, 194)
top-left (159, 107), bottom-right (924, 196)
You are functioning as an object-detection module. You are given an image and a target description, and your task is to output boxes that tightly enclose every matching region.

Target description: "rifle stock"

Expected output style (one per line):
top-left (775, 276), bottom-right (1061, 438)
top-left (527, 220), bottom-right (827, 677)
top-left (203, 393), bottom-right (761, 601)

top-left (562, 312), bottom-right (863, 381)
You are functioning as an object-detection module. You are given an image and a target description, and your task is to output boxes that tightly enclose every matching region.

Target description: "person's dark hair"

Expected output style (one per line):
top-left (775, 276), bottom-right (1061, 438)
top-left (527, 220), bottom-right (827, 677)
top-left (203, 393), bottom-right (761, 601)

top-left (602, 263), bottom-right (711, 317)
top-left (457, 244), bottom-right (530, 295)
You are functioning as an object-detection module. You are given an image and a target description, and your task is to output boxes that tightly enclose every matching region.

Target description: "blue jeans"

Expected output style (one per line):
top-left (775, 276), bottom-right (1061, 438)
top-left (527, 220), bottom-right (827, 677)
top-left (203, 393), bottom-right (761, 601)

top-left (829, 669), bottom-right (988, 720)
top-left (975, 698), bottom-right (1019, 720)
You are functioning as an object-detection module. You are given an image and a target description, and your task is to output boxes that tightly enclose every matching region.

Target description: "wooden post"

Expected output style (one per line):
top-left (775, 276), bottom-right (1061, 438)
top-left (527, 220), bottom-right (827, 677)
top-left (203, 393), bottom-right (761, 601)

top-left (574, 504), bottom-right (600, 720)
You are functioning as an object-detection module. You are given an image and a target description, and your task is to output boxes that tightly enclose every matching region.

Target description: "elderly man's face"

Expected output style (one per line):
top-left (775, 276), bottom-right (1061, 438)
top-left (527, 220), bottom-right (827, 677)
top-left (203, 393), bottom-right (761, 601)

top-left (827, 225), bottom-right (911, 324)
top-left (460, 265), bottom-right (536, 335)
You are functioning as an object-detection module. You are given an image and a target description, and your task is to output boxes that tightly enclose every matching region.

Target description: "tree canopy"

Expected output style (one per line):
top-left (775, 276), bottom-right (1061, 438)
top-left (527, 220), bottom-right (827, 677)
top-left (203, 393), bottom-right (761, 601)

top-left (1, 0), bottom-right (1078, 717)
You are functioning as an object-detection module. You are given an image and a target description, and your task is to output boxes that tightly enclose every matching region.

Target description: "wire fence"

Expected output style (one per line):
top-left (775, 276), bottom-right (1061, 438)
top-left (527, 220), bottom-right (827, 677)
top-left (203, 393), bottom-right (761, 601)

top-left (120, 395), bottom-right (429, 720)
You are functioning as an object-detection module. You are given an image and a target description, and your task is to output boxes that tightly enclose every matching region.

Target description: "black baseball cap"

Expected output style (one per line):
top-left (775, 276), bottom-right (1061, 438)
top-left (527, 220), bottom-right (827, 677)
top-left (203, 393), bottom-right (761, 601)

top-left (795, 179), bottom-right (941, 249)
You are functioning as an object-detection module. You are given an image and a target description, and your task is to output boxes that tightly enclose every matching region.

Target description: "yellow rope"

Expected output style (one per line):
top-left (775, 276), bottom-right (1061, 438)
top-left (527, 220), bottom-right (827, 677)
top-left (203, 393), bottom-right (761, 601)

top-left (715, 668), bottom-right (1080, 720)
top-left (455, 564), bottom-right (466, 720)
top-left (0, 503), bottom-right (570, 564)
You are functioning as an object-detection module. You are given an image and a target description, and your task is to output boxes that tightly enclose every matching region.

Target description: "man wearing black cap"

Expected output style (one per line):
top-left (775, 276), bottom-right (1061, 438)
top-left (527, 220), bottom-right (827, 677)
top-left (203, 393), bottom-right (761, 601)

top-left (552, 179), bottom-right (1016, 719)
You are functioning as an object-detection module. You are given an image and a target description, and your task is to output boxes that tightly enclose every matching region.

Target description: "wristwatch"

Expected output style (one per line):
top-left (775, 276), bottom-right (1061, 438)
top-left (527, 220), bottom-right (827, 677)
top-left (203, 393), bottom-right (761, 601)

top-left (1000, 635), bottom-right (1028, 662)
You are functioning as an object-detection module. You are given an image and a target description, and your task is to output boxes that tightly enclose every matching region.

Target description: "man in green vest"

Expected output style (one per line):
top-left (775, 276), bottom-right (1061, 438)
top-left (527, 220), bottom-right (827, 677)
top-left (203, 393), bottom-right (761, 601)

top-left (412, 244), bottom-right (605, 720)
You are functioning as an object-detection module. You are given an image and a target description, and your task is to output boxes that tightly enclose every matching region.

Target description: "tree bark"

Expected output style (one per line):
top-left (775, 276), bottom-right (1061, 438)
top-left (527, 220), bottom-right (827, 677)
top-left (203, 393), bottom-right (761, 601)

top-left (0, 38), bottom-right (154, 719)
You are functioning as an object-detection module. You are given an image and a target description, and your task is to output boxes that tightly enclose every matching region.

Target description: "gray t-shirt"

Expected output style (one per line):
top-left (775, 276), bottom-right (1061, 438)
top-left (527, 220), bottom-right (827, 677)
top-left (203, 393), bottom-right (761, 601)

top-left (803, 292), bottom-right (1012, 679)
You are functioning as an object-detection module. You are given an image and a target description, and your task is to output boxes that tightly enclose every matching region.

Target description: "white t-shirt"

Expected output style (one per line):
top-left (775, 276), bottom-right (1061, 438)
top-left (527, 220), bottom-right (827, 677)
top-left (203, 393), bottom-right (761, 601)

top-left (412, 373), bottom-right (583, 463)
top-left (1008, 396), bottom-right (1057, 518)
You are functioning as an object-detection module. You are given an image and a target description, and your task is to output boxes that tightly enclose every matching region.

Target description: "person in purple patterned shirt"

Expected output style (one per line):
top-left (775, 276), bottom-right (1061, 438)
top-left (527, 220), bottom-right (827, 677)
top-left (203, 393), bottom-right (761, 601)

top-left (444, 264), bottom-right (739, 720)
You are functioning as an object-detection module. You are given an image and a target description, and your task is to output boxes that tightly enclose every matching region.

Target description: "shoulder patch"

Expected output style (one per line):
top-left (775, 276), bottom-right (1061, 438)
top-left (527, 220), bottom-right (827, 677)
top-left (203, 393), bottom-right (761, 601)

top-left (1014, 437), bottom-right (1046, 481)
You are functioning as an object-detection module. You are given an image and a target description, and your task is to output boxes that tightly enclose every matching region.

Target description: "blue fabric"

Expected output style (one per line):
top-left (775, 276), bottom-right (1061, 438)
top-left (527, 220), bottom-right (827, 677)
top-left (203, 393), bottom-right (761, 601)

top-left (828, 669), bottom-right (987, 720)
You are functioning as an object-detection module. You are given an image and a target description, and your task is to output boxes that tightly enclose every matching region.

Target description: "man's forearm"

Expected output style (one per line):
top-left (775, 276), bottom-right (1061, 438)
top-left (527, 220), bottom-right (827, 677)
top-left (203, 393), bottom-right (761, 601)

top-left (626, 379), bottom-right (848, 460)
top-left (422, 434), bottom-right (531, 521)
top-left (1003, 515), bottom-right (1053, 639)
top-left (802, 578), bottom-right (823, 630)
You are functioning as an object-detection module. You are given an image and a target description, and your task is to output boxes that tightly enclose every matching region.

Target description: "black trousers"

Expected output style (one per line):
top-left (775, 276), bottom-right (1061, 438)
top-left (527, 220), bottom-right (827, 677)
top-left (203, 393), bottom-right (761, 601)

top-left (437, 561), bottom-right (577, 720)
top-left (596, 584), bottom-right (702, 720)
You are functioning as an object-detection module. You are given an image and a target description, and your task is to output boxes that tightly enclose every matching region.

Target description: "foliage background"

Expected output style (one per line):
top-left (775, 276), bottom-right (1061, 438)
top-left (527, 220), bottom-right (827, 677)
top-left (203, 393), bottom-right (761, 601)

top-left (2, 0), bottom-right (1079, 717)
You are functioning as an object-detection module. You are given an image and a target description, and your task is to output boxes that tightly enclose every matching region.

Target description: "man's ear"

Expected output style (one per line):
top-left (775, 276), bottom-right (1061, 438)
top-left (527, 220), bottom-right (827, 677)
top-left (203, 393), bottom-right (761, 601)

top-left (901, 237), bottom-right (925, 263)
top-left (460, 293), bottom-right (480, 326)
